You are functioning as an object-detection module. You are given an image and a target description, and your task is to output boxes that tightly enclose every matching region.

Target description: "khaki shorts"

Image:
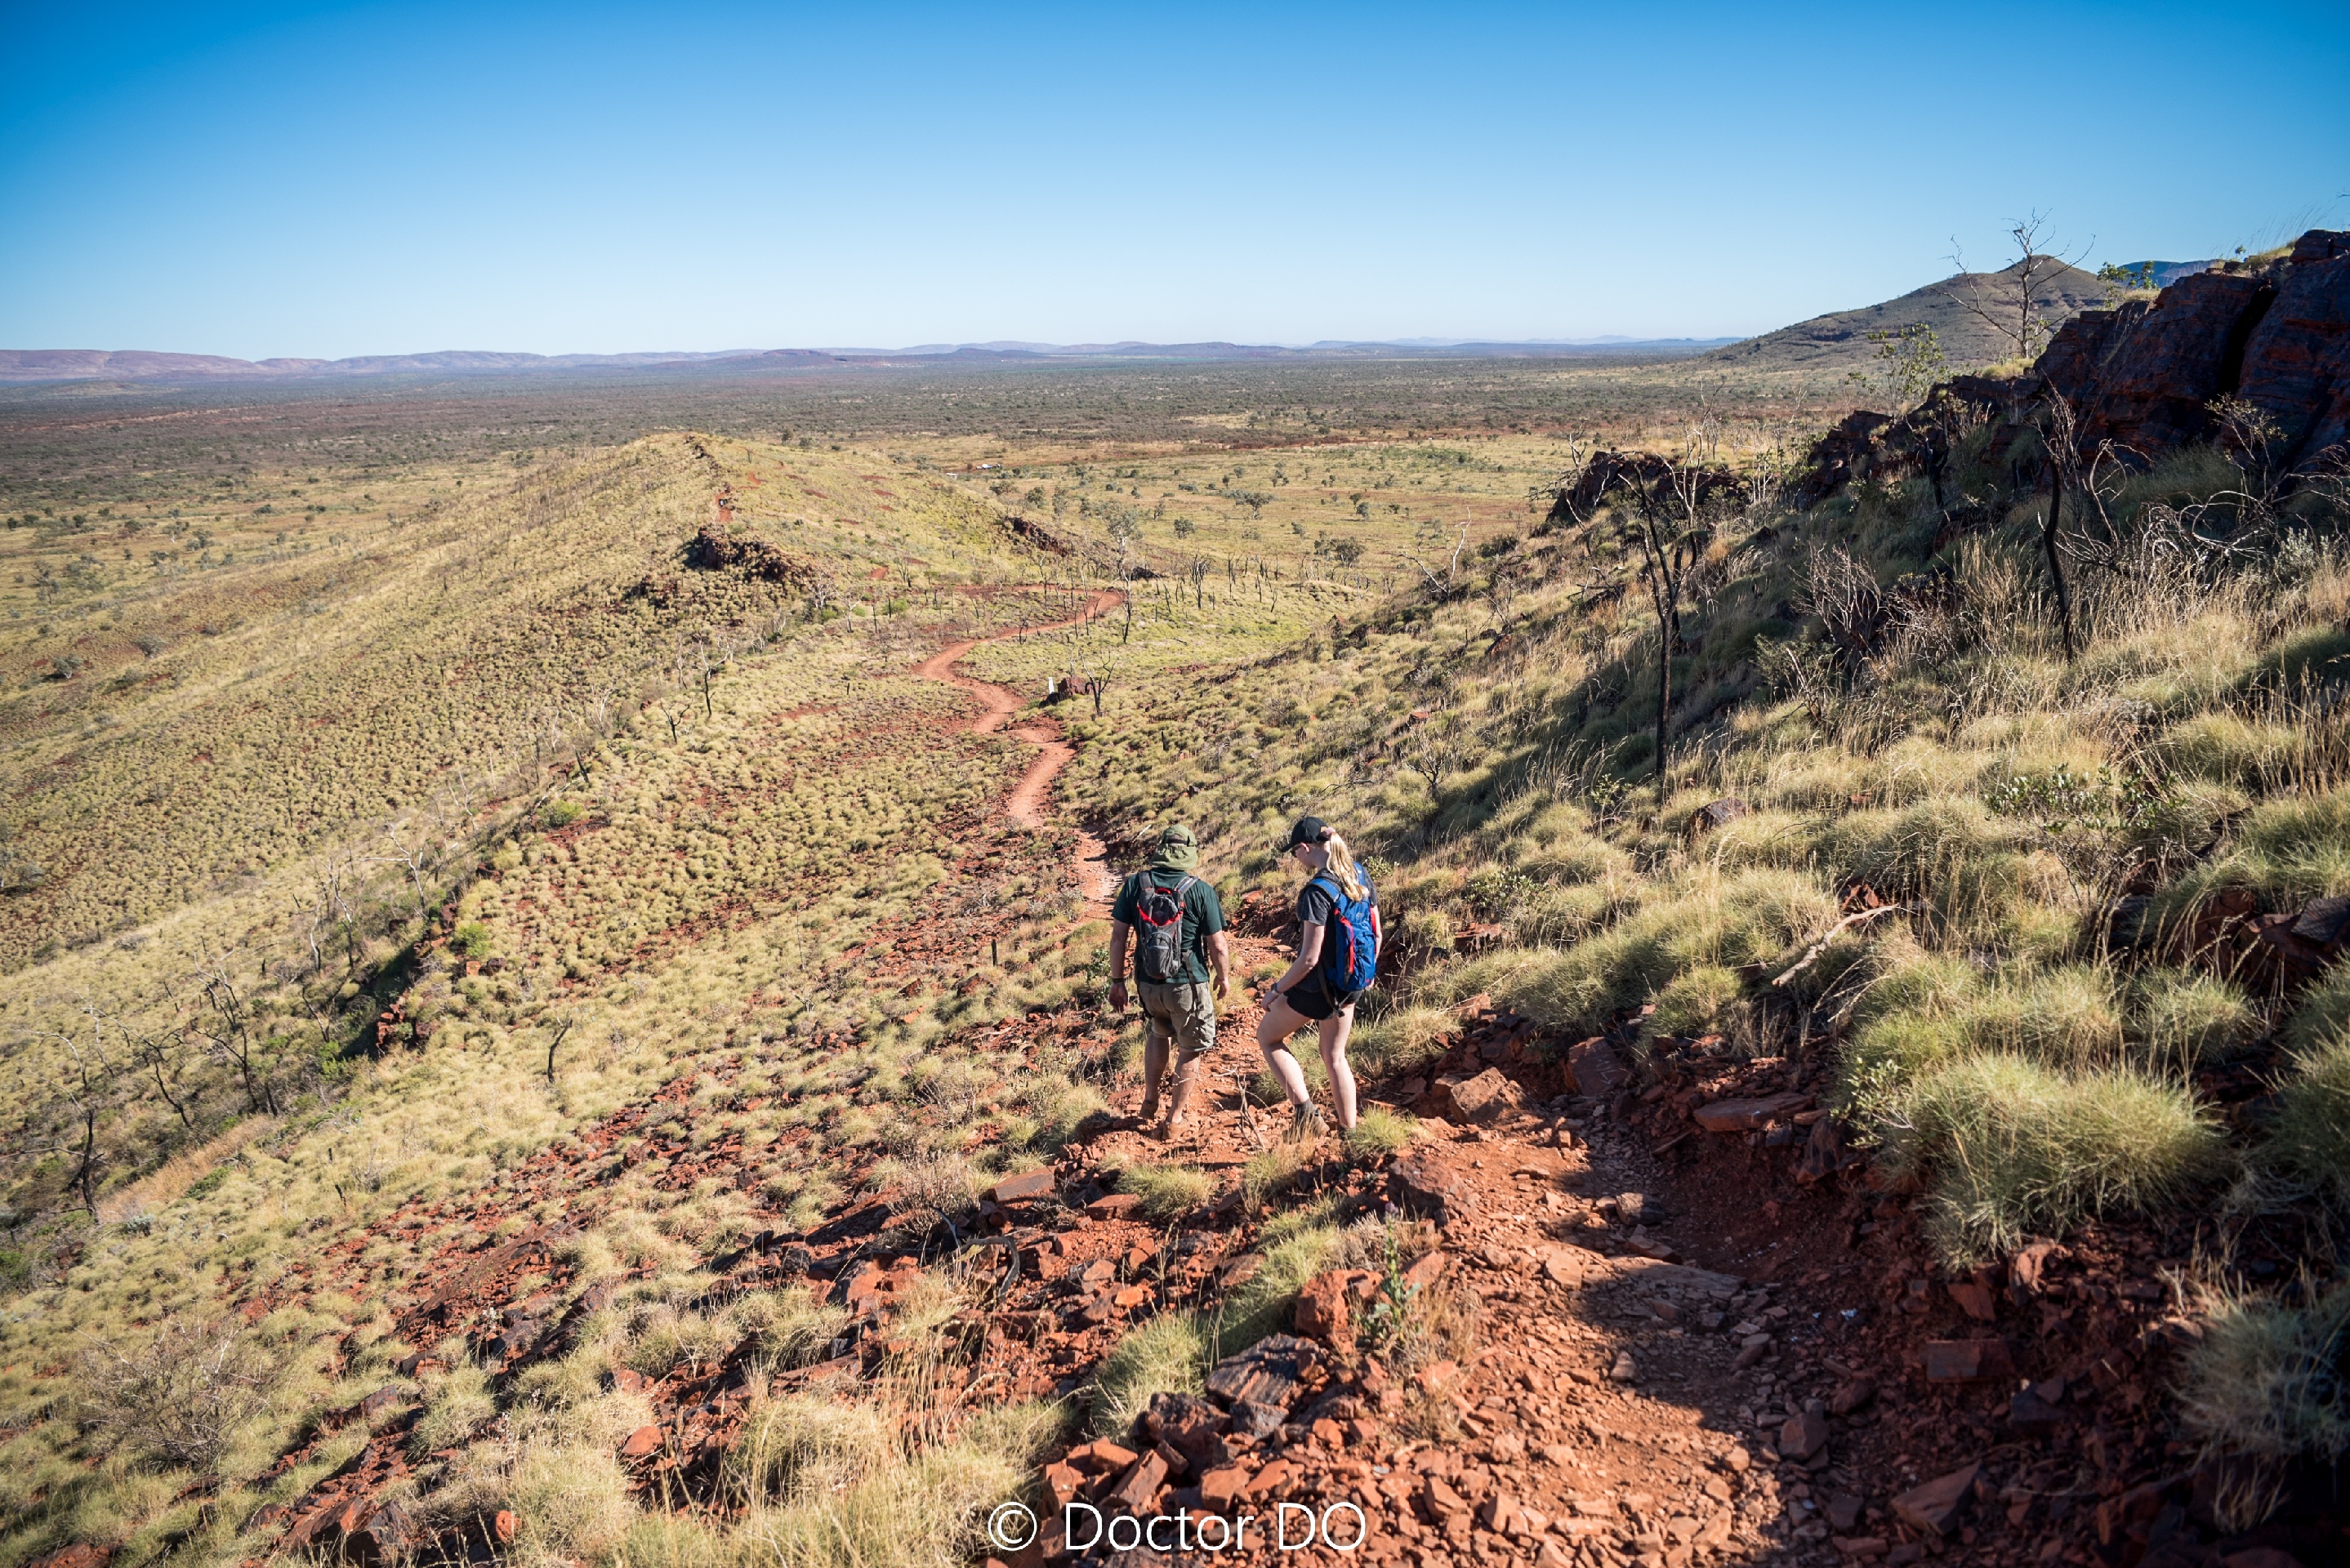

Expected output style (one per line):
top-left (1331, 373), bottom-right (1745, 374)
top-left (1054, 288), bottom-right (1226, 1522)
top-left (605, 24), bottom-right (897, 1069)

top-left (1136, 978), bottom-right (1217, 1065)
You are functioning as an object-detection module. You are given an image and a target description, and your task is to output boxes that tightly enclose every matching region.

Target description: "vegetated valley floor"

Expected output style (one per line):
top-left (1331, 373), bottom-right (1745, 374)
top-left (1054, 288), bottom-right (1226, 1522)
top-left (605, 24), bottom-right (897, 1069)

top-left (2, 354), bottom-right (2340, 1568)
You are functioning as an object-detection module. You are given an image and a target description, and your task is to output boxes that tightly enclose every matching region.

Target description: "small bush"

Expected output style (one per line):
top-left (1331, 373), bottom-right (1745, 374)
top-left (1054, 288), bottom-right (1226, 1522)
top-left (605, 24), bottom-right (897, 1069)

top-left (2178, 1278), bottom-right (2350, 1529)
top-left (1117, 1162), bottom-right (1214, 1222)
top-left (450, 921), bottom-right (494, 959)
top-left (2129, 969), bottom-right (2260, 1072)
top-left (1344, 1107), bottom-right (1416, 1161)
top-left (750, 1285), bottom-right (853, 1370)
top-left (2269, 1035), bottom-right (2350, 1209)
top-left (410, 1363), bottom-right (498, 1457)
top-left (1218, 1225), bottom-right (1340, 1351)
top-left (75, 1318), bottom-right (283, 1472)
top-left (1347, 1004), bottom-right (1456, 1079)
top-left (729, 1393), bottom-right (895, 1505)
top-left (2284, 960), bottom-right (2350, 1056)
top-left (1648, 964), bottom-right (1745, 1038)
top-left (1886, 1054), bottom-right (2226, 1265)
top-left (1240, 1140), bottom-right (1311, 1212)
top-left (545, 798), bottom-right (586, 829)
top-left (1091, 1312), bottom-right (1210, 1436)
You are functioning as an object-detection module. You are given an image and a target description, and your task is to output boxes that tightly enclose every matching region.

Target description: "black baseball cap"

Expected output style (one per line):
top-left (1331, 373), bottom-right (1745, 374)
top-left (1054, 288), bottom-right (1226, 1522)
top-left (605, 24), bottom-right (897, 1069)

top-left (1283, 815), bottom-right (1329, 851)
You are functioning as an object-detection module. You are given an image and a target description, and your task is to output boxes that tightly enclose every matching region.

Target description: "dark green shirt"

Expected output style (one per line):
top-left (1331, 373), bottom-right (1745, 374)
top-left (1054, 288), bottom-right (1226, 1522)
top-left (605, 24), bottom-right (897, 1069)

top-left (1112, 867), bottom-right (1226, 985)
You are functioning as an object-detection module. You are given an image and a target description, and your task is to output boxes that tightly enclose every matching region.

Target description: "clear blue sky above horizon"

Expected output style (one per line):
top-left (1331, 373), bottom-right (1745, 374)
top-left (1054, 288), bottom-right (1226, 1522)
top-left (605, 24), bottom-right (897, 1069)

top-left (4, 2), bottom-right (2346, 360)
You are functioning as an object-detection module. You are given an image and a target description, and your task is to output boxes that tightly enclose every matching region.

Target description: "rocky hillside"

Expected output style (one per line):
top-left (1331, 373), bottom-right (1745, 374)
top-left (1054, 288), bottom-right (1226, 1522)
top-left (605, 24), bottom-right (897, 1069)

top-left (1708, 260), bottom-right (2112, 379)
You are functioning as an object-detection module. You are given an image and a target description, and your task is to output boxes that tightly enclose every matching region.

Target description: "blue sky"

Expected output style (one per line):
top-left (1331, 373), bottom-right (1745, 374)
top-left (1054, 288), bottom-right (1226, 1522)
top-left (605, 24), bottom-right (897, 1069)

top-left (3, 2), bottom-right (2345, 359)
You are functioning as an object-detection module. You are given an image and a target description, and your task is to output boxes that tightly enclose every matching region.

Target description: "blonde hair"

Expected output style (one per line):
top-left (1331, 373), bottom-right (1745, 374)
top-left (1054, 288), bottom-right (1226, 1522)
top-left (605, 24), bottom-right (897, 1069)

top-left (1319, 829), bottom-right (1369, 902)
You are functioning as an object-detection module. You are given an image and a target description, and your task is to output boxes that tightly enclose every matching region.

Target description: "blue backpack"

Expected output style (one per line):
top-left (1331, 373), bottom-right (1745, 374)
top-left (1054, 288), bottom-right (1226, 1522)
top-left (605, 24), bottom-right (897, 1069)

top-left (1313, 874), bottom-right (1380, 995)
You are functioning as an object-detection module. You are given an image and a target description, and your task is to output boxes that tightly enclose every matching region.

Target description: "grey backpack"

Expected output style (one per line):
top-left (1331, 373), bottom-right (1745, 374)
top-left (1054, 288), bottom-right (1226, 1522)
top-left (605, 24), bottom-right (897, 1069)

top-left (1133, 873), bottom-right (1197, 983)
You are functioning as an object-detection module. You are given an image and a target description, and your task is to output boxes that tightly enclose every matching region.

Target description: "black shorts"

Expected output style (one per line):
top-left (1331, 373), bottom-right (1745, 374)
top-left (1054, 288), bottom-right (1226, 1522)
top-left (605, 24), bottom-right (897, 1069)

top-left (1280, 970), bottom-right (1361, 1022)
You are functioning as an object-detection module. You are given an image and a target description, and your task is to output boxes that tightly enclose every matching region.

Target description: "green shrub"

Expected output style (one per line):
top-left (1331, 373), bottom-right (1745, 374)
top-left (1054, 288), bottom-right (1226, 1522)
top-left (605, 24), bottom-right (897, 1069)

top-left (545, 798), bottom-right (586, 829)
top-left (450, 921), bottom-right (494, 959)
top-left (1240, 1140), bottom-right (1312, 1211)
top-left (1885, 1053), bottom-right (2225, 1265)
top-left (1344, 1107), bottom-right (1416, 1162)
top-left (1091, 1312), bottom-right (1208, 1436)
top-left (2129, 969), bottom-right (2260, 1071)
top-left (2285, 960), bottom-right (2350, 1056)
top-left (1348, 1004), bottom-right (1456, 1079)
top-left (1648, 964), bottom-right (1745, 1038)
top-left (2269, 1035), bottom-right (2350, 1209)
top-left (1216, 1225), bottom-right (1341, 1351)
top-left (2178, 1279), bottom-right (2350, 1529)
top-left (1117, 1162), bottom-right (1214, 1222)
top-left (1424, 868), bottom-right (1835, 1037)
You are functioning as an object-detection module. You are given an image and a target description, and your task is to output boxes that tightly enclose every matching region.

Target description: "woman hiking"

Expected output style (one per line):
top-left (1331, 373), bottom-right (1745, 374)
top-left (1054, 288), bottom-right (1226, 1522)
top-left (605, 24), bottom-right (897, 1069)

top-left (1256, 815), bottom-right (1381, 1143)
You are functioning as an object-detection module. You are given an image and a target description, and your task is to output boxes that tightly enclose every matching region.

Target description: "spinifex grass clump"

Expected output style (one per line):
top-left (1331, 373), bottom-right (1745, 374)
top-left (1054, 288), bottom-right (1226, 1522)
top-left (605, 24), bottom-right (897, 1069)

top-left (1882, 1054), bottom-right (2225, 1265)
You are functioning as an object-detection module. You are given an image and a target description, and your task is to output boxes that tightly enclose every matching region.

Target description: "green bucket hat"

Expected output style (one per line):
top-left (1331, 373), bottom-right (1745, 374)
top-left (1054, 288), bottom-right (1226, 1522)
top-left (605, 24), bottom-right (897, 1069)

top-left (1150, 822), bottom-right (1201, 871)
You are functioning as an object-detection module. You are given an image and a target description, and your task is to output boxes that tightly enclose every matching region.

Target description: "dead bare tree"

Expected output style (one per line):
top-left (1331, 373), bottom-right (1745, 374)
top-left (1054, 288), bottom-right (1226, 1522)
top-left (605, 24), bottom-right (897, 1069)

top-left (2035, 393), bottom-right (2084, 659)
top-left (192, 947), bottom-right (277, 1116)
top-left (1404, 520), bottom-right (1471, 595)
top-left (1941, 213), bottom-right (2084, 363)
top-left (1608, 455), bottom-right (1715, 778)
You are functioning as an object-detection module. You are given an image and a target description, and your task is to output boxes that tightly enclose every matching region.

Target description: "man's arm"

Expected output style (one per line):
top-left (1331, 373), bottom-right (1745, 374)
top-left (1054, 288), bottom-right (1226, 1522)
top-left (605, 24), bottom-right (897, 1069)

top-left (1107, 920), bottom-right (1132, 1011)
top-left (1207, 929), bottom-right (1232, 1000)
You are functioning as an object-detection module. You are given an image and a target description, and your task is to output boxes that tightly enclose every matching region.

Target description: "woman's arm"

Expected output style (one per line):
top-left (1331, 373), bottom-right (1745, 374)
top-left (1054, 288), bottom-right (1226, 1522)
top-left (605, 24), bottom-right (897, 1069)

top-left (1274, 922), bottom-right (1324, 994)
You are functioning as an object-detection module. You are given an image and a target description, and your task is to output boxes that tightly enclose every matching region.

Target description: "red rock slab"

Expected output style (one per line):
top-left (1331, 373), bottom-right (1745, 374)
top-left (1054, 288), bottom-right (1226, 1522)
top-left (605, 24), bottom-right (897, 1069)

top-left (1692, 1094), bottom-right (1813, 1133)
top-left (1921, 1339), bottom-right (2014, 1383)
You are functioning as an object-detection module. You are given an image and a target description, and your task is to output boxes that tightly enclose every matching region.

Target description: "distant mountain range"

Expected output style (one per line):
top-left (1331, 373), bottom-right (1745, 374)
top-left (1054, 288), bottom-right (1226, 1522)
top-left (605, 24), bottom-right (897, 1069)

top-left (0, 337), bottom-right (1737, 385)
top-left (0, 260), bottom-right (2218, 385)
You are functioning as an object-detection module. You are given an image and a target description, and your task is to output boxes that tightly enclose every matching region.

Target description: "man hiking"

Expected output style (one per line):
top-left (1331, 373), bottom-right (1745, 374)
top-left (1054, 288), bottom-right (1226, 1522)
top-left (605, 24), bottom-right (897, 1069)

top-left (1107, 822), bottom-right (1230, 1139)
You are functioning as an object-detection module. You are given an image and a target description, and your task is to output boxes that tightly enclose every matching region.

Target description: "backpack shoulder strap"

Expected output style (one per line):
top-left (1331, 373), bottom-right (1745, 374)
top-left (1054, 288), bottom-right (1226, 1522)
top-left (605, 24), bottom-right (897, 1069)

top-left (1171, 875), bottom-right (1197, 901)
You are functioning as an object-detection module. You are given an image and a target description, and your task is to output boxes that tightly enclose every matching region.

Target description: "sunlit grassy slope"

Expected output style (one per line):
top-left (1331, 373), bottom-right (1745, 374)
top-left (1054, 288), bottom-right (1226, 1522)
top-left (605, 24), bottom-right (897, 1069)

top-left (1059, 437), bottom-right (2350, 1270)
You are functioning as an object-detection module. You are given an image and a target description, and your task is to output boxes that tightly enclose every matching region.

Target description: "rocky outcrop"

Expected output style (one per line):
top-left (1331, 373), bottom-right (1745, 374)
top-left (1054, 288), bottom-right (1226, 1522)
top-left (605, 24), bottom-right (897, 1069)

top-left (1794, 229), bottom-right (2350, 506)
top-left (681, 524), bottom-right (819, 586)
top-left (1545, 449), bottom-right (1744, 524)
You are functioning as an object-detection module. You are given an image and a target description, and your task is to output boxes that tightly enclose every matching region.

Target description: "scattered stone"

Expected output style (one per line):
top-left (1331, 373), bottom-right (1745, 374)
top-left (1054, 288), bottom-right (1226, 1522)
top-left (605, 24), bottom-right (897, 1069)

top-left (1450, 1067), bottom-right (1526, 1123)
top-left (991, 1169), bottom-right (1055, 1204)
top-left (1294, 1270), bottom-right (1358, 1346)
top-left (618, 1425), bottom-right (663, 1459)
top-left (2006, 1384), bottom-right (2063, 1439)
top-left (1890, 1463), bottom-right (1979, 1535)
top-left (1828, 1377), bottom-right (1875, 1415)
top-left (493, 1510), bottom-right (518, 1544)
top-left (1609, 1352), bottom-right (1638, 1383)
top-left (1780, 1401), bottom-right (1830, 1460)
top-left (1085, 1193), bottom-right (1143, 1221)
top-left (1108, 1448), bottom-right (1168, 1513)
top-left (1686, 798), bottom-right (1750, 840)
top-left (1198, 1465), bottom-right (1250, 1508)
top-left (1206, 1333), bottom-right (1314, 1408)
top-left (1230, 1398), bottom-right (1286, 1438)
top-left (1946, 1281), bottom-right (1997, 1321)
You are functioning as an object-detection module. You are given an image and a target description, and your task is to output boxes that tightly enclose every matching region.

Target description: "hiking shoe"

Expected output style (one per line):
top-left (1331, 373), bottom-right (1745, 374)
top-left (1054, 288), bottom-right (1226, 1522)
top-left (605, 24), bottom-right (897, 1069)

top-left (1284, 1102), bottom-right (1331, 1145)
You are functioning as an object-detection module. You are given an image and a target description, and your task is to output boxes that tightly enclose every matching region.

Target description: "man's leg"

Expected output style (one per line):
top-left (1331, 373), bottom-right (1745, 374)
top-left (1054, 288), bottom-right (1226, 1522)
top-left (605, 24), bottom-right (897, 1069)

top-left (1164, 982), bottom-right (1216, 1129)
top-left (1319, 1008), bottom-right (1359, 1131)
top-left (1137, 983), bottom-right (1172, 1123)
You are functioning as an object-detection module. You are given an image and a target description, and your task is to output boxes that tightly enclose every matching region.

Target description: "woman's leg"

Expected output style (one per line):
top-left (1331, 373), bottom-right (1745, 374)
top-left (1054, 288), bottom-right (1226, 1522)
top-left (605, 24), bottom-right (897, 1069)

top-left (1255, 994), bottom-right (1318, 1107)
top-left (1318, 1007), bottom-right (1359, 1130)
